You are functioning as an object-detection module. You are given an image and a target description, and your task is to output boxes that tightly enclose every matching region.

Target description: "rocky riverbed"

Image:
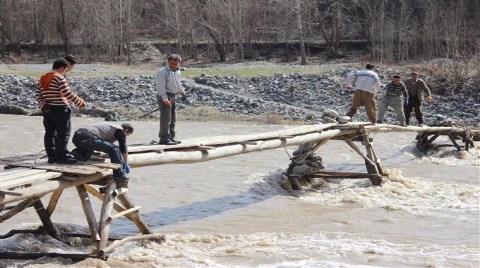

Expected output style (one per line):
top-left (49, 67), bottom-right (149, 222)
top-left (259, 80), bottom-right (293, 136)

top-left (0, 66), bottom-right (479, 126)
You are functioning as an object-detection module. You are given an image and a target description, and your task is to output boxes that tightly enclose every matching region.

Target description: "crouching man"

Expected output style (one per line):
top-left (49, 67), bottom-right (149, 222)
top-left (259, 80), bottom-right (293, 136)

top-left (71, 123), bottom-right (134, 191)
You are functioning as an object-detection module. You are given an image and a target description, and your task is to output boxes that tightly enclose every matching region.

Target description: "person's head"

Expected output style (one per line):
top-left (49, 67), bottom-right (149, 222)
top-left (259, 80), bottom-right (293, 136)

top-left (167, 54), bottom-right (182, 71)
top-left (366, 63), bottom-right (375, 70)
top-left (410, 72), bottom-right (418, 81)
top-left (392, 74), bottom-right (401, 85)
top-left (52, 58), bottom-right (69, 74)
top-left (64, 55), bottom-right (77, 73)
top-left (121, 123), bottom-right (134, 136)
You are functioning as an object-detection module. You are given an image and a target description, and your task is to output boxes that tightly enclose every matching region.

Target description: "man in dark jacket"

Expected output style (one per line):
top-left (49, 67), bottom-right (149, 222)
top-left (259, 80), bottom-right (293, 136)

top-left (71, 123), bottom-right (133, 189)
top-left (404, 72), bottom-right (433, 126)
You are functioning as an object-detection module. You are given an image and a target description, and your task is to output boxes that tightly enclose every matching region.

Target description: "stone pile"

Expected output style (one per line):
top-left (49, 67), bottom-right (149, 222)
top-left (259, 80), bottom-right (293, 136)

top-left (0, 70), bottom-right (478, 126)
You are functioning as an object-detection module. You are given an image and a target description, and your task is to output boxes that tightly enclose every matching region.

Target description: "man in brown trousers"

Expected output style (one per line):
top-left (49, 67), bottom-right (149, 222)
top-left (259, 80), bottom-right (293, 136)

top-left (403, 72), bottom-right (432, 126)
top-left (345, 64), bottom-right (382, 123)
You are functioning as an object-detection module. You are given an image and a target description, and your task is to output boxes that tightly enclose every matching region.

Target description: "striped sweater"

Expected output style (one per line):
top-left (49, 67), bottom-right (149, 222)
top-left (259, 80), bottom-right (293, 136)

top-left (345, 69), bottom-right (381, 94)
top-left (35, 71), bottom-right (84, 108)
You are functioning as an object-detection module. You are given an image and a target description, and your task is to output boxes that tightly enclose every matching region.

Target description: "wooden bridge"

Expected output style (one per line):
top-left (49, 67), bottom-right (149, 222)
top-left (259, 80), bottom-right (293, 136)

top-left (0, 122), bottom-right (478, 260)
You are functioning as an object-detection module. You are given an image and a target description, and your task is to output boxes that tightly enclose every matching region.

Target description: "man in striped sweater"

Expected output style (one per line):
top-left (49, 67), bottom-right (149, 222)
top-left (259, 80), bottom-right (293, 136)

top-left (345, 64), bottom-right (381, 124)
top-left (35, 58), bottom-right (86, 164)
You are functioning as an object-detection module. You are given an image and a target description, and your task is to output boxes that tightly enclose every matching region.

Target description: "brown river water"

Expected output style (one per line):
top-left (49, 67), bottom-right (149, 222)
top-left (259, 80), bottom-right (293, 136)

top-left (0, 114), bottom-right (478, 267)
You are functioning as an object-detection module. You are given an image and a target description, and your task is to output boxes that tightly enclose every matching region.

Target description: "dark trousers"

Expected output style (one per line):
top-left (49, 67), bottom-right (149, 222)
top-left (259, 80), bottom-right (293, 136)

top-left (43, 106), bottom-right (71, 160)
top-left (72, 133), bottom-right (128, 181)
top-left (158, 93), bottom-right (177, 142)
top-left (404, 97), bottom-right (423, 125)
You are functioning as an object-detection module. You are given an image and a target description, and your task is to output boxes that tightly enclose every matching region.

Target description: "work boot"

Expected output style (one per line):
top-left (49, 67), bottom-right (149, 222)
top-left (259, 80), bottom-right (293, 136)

top-left (71, 148), bottom-right (89, 161)
top-left (57, 157), bottom-right (77, 164)
top-left (47, 157), bottom-right (57, 164)
top-left (159, 139), bottom-right (178, 145)
top-left (115, 179), bottom-right (129, 196)
top-left (171, 139), bottom-right (182, 144)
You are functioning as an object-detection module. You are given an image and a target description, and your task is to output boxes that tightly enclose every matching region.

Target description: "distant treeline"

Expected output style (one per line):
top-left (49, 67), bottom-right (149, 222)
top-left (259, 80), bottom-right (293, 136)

top-left (0, 0), bottom-right (478, 64)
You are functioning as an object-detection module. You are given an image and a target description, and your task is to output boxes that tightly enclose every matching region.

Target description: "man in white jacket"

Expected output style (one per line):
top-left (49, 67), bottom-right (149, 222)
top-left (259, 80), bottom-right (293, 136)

top-left (156, 54), bottom-right (186, 145)
top-left (345, 63), bottom-right (381, 124)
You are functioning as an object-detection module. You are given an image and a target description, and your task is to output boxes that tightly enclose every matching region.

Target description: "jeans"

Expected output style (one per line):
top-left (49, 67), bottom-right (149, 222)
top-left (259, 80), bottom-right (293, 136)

top-left (72, 133), bottom-right (128, 181)
top-left (43, 106), bottom-right (71, 160)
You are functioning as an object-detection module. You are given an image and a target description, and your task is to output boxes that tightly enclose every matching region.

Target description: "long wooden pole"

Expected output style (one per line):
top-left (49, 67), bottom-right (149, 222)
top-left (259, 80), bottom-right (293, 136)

top-left (128, 129), bottom-right (356, 167)
top-left (98, 180), bottom-right (116, 251)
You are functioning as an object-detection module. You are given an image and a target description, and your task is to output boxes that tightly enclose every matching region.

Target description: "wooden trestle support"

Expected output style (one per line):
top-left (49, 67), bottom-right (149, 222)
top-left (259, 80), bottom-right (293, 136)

top-left (285, 127), bottom-right (383, 190)
top-left (0, 163), bottom-right (164, 260)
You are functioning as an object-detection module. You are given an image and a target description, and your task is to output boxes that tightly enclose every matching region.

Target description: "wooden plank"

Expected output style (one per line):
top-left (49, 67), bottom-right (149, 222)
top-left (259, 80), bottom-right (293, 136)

top-left (0, 169), bottom-right (48, 182)
top-left (0, 189), bottom-right (22, 196)
top-left (2, 162), bottom-right (100, 176)
top-left (1, 172), bottom-right (107, 205)
top-left (0, 172), bottom-right (63, 190)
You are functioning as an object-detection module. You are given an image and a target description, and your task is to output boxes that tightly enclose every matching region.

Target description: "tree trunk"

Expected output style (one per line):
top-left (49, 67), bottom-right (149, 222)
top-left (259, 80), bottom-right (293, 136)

top-left (57, 0), bottom-right (70, 54)
top-left (296, 0), bottom-right (306, 65)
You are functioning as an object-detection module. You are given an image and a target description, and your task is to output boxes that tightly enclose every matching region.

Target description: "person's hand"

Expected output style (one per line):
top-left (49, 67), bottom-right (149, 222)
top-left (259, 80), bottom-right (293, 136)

top-left (41, 103), bottom-right (51, 113)
top-left (78, 99), bottom-right (86, 108)
top-left (163, 99), bottom-right (171, 106)
top-left (426, 95), bottom-right (433, 103)
top-left (124, 163), bottom-right (131, 174)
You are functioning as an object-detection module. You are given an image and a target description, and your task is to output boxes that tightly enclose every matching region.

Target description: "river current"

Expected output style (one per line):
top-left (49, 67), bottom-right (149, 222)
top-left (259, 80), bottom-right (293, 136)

top-left (0, 114), bottom-right (478, 267)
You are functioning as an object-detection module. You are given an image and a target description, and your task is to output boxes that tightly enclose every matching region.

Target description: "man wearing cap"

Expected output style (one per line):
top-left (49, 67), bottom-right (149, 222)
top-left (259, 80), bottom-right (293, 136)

top-left (404, 72), bottom-right (432, 126)
top-left (345, 63), bottom-right (381, 124)
top-left (71, 123), bottom-right (134, 190)
top-left (377, 75), bottom-right (408, 126)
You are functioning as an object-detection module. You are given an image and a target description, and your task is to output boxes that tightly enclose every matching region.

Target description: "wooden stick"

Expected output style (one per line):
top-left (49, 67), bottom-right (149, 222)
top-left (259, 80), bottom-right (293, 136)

top-left (46, 189), bottom-right (63, 216)
top-left (344, 139), bottom-right (376, 167)
top-left (99, 233), bottom-right (166, 256)
top-left (107, 206), bottom-right (142, 222)
top-left (0, 227), bottom-right (43, 239)
top-left (0, 198), bottom-right (36, 223)
top-left (117, 194), bottom-right (153, 235)
top-left (76, 185), bottom-right (100, 242)
top-left (0, 251), bottom-right (96, 260)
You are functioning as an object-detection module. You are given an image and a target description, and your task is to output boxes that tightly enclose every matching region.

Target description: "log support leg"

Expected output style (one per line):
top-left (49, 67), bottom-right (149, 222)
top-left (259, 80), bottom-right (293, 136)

top-left (97, 179), bottom-right (116, 255)
top-left (360, 130), bottom-right (383, 186)
top-left (33, 198), bottom-right (59, 239)
top-left (76, 185), bottom-right (100, 244)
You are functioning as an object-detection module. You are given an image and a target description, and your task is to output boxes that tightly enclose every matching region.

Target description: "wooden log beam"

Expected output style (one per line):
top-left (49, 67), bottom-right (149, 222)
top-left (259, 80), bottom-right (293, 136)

top-left (0, 198), bottom-right (36, 223)
top-left (46, 189), bottom-right (63, 216)
top-left (0, 251), bottom-right (96, 260)
top-left (76, 185), bottom-right (100, 242)
top-left (33, 198), bottom-right (59, 239)
top-left (98, 233), bottom-right (166, 257)
top-left (128, 129), bottom-right (356, 167)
